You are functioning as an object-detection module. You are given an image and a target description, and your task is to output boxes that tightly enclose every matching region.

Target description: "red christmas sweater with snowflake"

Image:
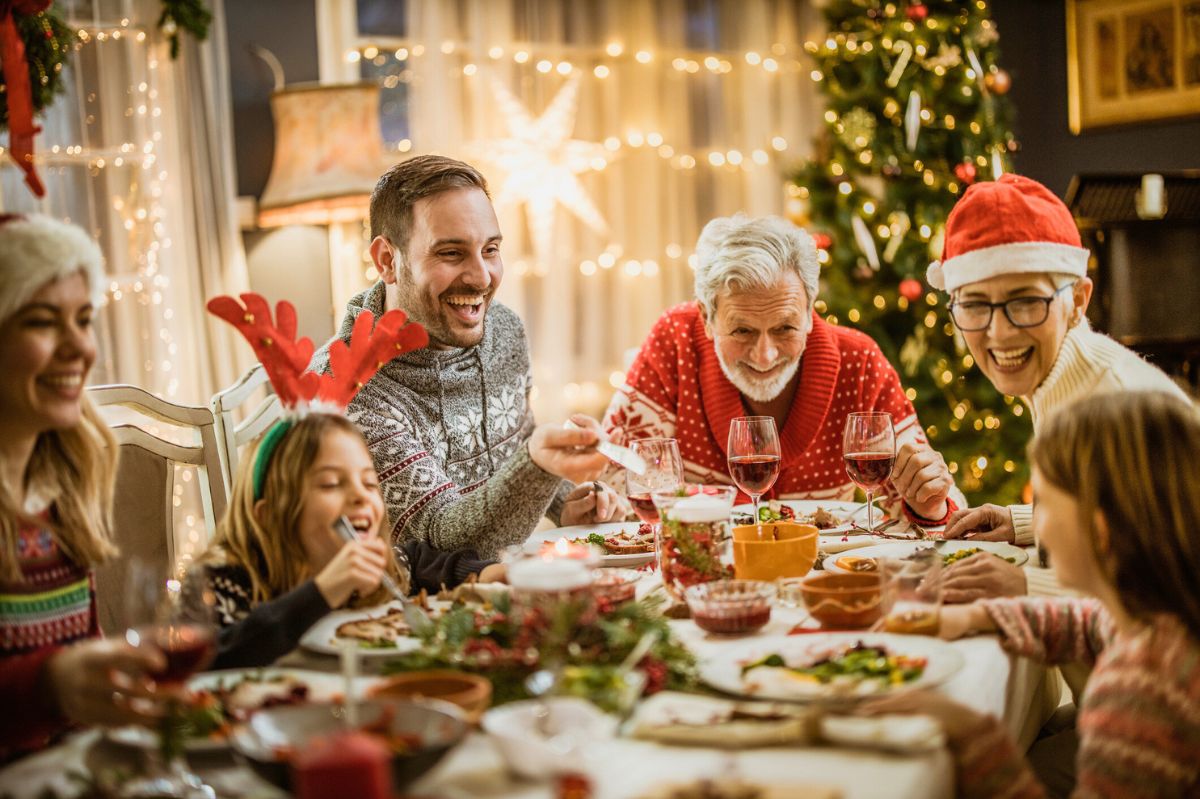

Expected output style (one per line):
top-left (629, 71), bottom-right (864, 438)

top-left (0, 517), bottom-right (100, 762)
top-left (602, 302), bottom-right (956, 520)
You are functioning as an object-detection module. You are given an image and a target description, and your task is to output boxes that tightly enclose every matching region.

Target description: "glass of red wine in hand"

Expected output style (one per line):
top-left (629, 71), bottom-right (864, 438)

top-left (727, 416), bottom-right (782, 537)
top-left (842, 411), bottom-right (896, 533)
top-left (627, 438), bottom-right (684, 523)
top-left (121, 561), bottom-right (217, 799)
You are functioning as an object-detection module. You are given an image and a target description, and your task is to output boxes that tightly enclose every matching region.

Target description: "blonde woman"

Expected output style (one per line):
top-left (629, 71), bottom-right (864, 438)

top-left (0, 215), bottom-right (166, 762)
top-left (862, 391), bottom-right (1200, 797)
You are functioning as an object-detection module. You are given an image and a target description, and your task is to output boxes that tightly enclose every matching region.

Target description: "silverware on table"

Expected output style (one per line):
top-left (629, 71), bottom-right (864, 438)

top-left (333, 515), bottom-right (434, 634)
top-left (563, 420), bottom-right (648, 475)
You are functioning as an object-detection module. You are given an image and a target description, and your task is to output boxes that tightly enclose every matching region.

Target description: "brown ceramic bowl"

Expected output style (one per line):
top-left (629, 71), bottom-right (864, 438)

top-left (800, 572), bottom-right (884, 629)
top-left (369, 670), bottom-right (492, 723)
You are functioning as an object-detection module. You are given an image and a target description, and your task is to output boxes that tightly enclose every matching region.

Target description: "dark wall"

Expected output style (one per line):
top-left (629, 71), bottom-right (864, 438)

top-left (991, 1), bottom-right (1200, 198)
top-left (224, 0), bottom-right (321, 198)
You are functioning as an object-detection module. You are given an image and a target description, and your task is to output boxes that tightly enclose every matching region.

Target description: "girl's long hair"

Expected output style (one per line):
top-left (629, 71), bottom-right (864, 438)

top-left (203, 413), bottom-right (408, 605)
top-left (1029, 391), bottom-right (1200, 641)
top-left (1, 398), bottom-right (118, 581)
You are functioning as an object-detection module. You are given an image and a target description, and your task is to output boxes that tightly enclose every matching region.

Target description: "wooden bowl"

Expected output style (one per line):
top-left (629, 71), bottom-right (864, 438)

top-left (732, 522), bottom-right (819, 581)
top-left (799, 572), bottom-right (884, 629)
top-left (369, 670), bottom-right (492, 723)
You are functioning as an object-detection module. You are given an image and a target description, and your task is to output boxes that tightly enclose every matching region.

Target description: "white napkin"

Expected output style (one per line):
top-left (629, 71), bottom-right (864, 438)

top-left (818, 534), bottom-right (879, 554)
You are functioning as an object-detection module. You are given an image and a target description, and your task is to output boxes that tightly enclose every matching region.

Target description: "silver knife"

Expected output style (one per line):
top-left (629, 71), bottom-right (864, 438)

top-left (333, 516), bottom-right (434, 634)
top-left (563, 421), bottom-right (648, 475)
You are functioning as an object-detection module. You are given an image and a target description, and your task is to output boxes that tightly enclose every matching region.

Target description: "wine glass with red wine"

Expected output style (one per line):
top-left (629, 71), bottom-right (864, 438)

top-left (842, 412), bottom-right (896, 533)
top-left (627, 438), bottom-right (684, 522)
top-left (120, 561), bottom-right (217, 798)
top-left (727, 417), bottom-right (782, 531)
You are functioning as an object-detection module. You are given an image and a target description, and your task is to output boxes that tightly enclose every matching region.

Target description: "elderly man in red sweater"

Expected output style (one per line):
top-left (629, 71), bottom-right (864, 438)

top-left (603, 214), bottom-right (962, 524)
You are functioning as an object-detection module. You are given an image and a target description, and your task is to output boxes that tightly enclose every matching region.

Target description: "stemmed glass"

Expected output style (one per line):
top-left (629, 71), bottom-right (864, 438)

top-left (842, 412), bottom-right (896, 533)
top-left (120, 562), bottom-right (217, 799)
top-left (727, 417), bottom-right (781, 536)
top-left (626, 438), bottom-right (684, 523)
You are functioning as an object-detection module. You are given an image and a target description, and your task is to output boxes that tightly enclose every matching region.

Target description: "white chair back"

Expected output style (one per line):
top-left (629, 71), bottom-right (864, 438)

top-left (88, 384), bottom-right (227, 633)
top-left (210, 364), bottom-right (282, 496)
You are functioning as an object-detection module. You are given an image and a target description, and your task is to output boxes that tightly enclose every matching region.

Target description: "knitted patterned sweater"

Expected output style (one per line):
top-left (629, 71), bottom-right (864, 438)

top-left (602, 302), bottom-right (963, 518)
top-left (313, 283), bottom-right (572, 558)
top-left (955, 598), bottom-right (1200, 798)
top-left (0, 519), bottom-right (99, 762)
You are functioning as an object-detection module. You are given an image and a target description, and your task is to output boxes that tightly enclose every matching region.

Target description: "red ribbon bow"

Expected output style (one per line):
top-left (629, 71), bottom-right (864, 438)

top-left (0, 0), bottom-right (53, 198)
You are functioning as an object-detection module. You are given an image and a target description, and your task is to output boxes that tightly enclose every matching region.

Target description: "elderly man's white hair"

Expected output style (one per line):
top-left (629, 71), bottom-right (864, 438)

top-left (693, 214), bottom-right (819, 317)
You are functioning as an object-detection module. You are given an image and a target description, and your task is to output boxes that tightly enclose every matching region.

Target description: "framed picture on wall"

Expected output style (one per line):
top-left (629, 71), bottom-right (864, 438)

top-left (1067, 0), bottom-right (1200, 132)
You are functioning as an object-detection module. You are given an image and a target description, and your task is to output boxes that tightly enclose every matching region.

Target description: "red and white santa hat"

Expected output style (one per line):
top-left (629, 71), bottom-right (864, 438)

top-left (926, 173), bottom-right (1088, 293)
top-left (0, 213), bottom-right (104, 323)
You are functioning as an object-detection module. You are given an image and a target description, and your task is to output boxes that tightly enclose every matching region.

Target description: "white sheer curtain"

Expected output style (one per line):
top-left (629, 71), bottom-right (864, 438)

top-left (325, 0), bottom-right (824, 421)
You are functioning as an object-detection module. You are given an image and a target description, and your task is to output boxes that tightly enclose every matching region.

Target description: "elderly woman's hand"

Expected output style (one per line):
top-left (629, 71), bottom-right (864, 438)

top-left (943, 553), bottom-right (1026, 603)
top-left (943, 504), bottom-right (1015, 542)
top-left (891, 441), bottom-right (953, 520)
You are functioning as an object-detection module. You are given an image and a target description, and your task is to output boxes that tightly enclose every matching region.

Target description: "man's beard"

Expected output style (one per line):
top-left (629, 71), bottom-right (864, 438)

top-left (390, 275), bottom-right (490, 349)
top-left (716, 348), bottom-right (802, 403)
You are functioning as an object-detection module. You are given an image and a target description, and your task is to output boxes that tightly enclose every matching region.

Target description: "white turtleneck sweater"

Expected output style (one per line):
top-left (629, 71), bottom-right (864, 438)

top-left (1014, 320), bottom-right (1190, 597)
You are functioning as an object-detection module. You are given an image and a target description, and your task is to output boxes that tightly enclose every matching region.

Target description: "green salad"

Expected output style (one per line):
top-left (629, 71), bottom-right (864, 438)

top-left (741, 642), bottom-right (927, 687)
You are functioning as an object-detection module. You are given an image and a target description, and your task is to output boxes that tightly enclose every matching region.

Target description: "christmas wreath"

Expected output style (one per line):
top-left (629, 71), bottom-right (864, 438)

top-left (383, 594), bottom-right (698, 712)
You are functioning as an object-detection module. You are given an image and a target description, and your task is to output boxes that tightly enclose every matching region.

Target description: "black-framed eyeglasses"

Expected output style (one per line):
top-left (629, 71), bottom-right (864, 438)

top-left (948, 284), bottom-right (1072, 332)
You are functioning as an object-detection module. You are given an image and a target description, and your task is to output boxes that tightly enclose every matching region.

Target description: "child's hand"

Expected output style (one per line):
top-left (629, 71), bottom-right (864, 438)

top-left (314, 537), bottom-right (388, 608)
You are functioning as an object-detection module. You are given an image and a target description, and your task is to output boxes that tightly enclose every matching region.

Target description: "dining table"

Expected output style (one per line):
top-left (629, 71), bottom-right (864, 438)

top-left (0, 545), bottom-right (1058, 799)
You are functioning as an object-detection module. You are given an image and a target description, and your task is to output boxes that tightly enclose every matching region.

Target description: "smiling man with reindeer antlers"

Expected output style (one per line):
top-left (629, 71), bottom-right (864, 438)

top-left (311, 155), bottom-right (627, 557)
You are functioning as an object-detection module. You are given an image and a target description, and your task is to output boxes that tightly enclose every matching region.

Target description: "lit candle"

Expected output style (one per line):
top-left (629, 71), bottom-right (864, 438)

top-left (509, 558), bottom-right (592, 592)
top-left (667, 493), bottom-right (732, 523)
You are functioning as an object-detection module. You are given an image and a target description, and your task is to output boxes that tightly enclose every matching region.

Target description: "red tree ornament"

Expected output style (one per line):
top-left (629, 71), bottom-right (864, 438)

top-left (811, 232), bottom-right (833, 250)
top-left (985, 69), bottom-right (1012, 95)
top-left (899, 278), bottom-right (923, 302)
top-left (906, 4), bottom-right (928, 22)
top-left (954, 161), bottom-right (978, 185)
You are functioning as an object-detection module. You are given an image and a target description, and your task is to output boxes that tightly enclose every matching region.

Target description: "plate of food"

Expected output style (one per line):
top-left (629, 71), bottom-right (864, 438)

top-left (731, 499), bottom-right (887, 535)
top-left (700, 633), bottom-right (964, 703)
top-left (299, 603), bottom-right (439, 657)
top-left (824, 540), bottom-right (1028, 574)
top-left (107, 668), bottom-right (373, 751)
top-left (524, 521), bottom-right (657, 567)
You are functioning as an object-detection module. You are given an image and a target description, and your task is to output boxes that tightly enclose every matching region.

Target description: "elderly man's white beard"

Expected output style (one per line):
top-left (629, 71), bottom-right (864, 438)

top-left (716, 349), bottom-right (802, 403)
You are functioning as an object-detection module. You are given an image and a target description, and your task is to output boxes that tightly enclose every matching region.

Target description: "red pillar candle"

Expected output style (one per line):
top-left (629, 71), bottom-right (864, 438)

top-left (292, 730), bottom-right (392, 799)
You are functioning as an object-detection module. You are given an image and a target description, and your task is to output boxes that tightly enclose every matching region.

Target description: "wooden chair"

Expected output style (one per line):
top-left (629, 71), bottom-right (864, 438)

top-left (210, 363), bottom-right (282, 497)
top-left (88, 384), bottom-right (227, 633)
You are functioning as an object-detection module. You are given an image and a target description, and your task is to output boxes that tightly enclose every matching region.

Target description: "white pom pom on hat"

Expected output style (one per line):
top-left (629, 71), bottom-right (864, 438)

top-left (926, 173), bottom-right (1089, 293)
top-left (0, 214), bottom-right (104, 323)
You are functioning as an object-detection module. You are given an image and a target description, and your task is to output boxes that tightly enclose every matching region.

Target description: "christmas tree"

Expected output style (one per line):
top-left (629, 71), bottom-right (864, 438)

top-left (789, 0), bottom-right (1029, 504)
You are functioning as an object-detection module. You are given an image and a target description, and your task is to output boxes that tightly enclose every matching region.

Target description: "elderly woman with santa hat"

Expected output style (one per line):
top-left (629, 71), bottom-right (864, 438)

top-left (928, 174), bottom-right (1188, 555)
top-left (0, 215), bottom-right (167, 762)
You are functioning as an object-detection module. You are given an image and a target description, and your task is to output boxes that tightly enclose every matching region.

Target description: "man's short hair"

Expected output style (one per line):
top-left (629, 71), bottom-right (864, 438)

top-left (369, 155), bottom-right (490, 256)
top-left (693, 214), bottom-right (819, 316)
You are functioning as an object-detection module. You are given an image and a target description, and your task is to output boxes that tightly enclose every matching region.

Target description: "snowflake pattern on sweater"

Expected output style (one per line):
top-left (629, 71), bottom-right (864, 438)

top-left (603, 302), bottom-right (960, 514)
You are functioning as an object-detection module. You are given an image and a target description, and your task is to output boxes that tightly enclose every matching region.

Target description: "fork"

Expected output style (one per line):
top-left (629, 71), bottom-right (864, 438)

top-left (334, 516), bottom-right (435, 635)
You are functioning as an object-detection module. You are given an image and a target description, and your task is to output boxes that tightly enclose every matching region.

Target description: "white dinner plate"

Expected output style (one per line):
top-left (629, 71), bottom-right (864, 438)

top-left (524, 522), bottom-right (657, 568)
top-left (107, 667), bottom-right (379, 751)
top-left (731, 499), bottom-right (888, 535)
top-left (700, 632), bottom-right (965, 704)
top-left (823, 540), bottom-right (1029, 574)
top-left (299, 603), bottom-right (430, 657)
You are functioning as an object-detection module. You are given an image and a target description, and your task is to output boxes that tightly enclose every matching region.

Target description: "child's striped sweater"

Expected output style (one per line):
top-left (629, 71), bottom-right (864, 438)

top-left (954, 598), bottom-right (1200, 798)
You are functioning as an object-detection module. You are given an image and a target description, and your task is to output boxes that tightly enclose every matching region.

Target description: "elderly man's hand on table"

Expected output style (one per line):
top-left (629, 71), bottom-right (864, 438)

top-left (943, 553), bottom-right (1027, 603)
top-left (891, 441), bottom-right (953, 521)
top-left (943, 503), bottom-right (1015, 543)
top-left (560, 481), bottom-right (629, 526)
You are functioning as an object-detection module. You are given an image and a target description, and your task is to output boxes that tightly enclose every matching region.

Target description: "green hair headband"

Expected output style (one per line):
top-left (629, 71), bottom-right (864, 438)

top-left (252, 419), bottom-right (295, 501)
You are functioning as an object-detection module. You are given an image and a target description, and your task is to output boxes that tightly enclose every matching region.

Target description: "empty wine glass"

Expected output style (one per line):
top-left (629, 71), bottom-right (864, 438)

top-left (842, 412), bottom-right (896, 533)
top-left (727, 417), bottom-right (781, 535)
top-left (626, 438), bottom-right (684, 523)
top-left (120, 561), bottom-right (217, 798)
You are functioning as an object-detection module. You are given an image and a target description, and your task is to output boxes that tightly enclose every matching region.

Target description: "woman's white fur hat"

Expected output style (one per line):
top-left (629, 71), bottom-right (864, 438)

top-left (0, 214), bottom-right (104, 323)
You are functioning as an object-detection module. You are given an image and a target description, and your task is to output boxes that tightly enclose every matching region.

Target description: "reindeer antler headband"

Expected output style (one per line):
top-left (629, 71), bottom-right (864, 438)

top-left (207, 293), bottom-right (429, 498)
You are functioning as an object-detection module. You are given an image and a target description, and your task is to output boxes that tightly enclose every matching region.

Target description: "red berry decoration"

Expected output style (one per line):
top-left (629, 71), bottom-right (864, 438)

top-left (954, 161), bottom-right (977, 185)
top-left (906, 4), bottom-right (929, 21)
top-left (899, 278), bottom-right (924, 302)
top-left (812, 232), bottom-right (832, 250)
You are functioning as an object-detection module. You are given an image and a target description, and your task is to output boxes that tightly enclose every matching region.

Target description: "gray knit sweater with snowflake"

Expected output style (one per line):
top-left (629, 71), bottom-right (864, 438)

top-left (312, 282), bottom-right (570, 557)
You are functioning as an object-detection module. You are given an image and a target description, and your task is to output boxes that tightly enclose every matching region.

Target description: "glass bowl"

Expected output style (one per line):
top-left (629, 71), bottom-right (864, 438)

top-left (683, 579), bottom-right (775, 635)
top-left (592, 568), bottom-right (641, 606)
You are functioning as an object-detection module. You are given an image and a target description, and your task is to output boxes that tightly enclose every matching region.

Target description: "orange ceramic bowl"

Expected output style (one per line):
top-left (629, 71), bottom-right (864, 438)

top-left (732, 522), bottom-right (819, 581)
top-left (369, 670), bottom-right (492, 723)
top-left (800, 572), bottom-right (884, 630)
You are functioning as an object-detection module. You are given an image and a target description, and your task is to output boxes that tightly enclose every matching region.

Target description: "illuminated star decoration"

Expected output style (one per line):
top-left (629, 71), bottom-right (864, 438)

top-left (468, 76), bottom-right (609, 263)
